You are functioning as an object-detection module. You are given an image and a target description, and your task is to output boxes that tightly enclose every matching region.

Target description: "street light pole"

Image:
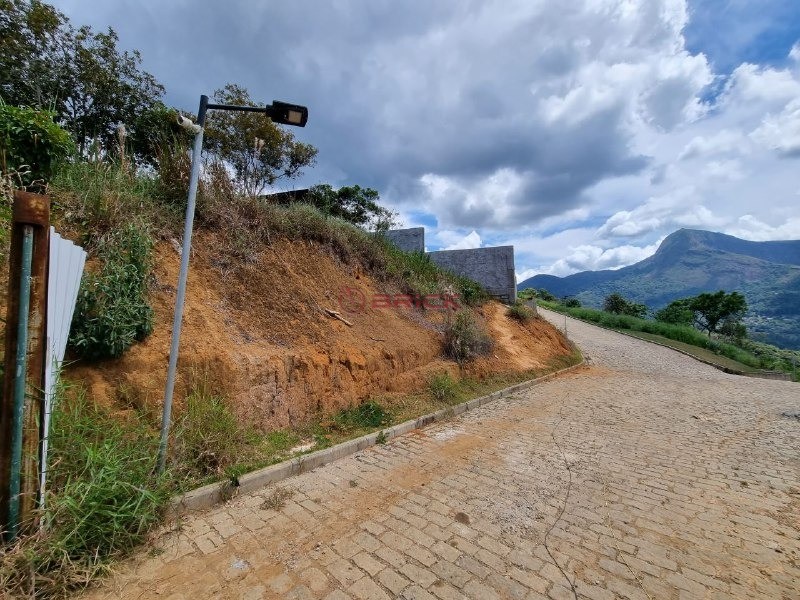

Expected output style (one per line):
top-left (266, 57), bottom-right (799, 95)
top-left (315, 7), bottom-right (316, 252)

top-left (156, 94), bottom-right (308, 474)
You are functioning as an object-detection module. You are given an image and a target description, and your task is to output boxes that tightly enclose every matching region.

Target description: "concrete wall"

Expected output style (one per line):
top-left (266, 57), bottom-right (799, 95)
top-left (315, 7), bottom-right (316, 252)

top-left (381, 227), bottom-right (425, 253)
top-left (428, 246), bottom-right (517, 303)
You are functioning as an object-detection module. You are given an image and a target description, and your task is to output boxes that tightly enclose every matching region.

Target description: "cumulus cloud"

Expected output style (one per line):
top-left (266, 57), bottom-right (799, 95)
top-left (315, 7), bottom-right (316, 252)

top-left (791, 42), bottom-right (800, 62)
top-left (726, 215), bottom-right (800, 241)
top-left (442, 230), bottom-right (482, 251)
top-left (530, 239), bottom-right (664, 277)
top-left (751, 98), bottom-right (800, 157)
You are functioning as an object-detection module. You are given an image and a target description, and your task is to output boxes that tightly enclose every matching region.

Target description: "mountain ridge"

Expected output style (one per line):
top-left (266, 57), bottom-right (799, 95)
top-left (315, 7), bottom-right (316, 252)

top-left (519, 229), bottom-right (800, 349)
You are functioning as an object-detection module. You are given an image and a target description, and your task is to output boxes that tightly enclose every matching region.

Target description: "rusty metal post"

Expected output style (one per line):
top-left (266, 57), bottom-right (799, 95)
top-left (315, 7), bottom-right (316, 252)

top-left (1, 191), bottom-right (49, 539)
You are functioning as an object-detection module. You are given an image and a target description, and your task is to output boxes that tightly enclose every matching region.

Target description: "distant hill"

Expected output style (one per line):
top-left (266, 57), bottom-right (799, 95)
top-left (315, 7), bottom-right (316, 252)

top-left (519, 229), bottom-right (800, 349)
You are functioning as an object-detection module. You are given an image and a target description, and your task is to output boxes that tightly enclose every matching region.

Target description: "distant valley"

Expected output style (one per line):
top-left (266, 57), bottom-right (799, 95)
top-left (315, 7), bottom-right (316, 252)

top-left (519, 229), bottom-right (800, 349)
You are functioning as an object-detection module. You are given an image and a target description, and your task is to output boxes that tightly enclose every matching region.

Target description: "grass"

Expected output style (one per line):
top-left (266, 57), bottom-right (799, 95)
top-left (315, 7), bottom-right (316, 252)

top-left (506, 302), bottom-right (535, 323)
top-left (260, 486), bottom-right (294, 511)
top-left (0, 384), bottom-right (175, 598)
top-left (429, 371), bottom-right (458, 402)
top-left (540, 300), bottom-right (797, 379)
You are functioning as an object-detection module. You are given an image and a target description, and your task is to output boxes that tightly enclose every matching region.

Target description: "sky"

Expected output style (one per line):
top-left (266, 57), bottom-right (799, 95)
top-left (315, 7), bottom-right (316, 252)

top-left (50, 0), bottom-right (800, 281)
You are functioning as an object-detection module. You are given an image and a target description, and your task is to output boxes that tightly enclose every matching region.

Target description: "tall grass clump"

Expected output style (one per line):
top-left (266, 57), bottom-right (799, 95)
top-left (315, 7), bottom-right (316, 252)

top-left (0, 385), bottom-right (173, 598)
top-left (332, 400), bottom-right (391, 431)
top-left (443, 310), bottom-right (493, 365)
top-left (51, 161), bottom-right (164, 242)
top-left (172, 378), bottom-right (259, 479)
top-left (429, 371), bottom-right (458, 403)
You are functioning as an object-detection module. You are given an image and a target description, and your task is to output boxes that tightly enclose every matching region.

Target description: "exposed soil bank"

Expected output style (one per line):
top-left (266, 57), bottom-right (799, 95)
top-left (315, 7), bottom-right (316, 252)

top-left (66, 233), bottom-right (573, 429)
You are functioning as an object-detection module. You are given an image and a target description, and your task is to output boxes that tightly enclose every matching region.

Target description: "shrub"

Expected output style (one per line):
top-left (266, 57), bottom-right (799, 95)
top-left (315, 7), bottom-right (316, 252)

top-left (507, 302), bottom-right (534, 322)
top-left (536, 288), bottom-right (557, 302)
top-left (334, 400), bottom-right (390, 431)
top-left (562, 296), bottom-right (581, 308)
top-left (0, 103), bottom-right (75, 190)
top-left (429, 371), bottom-right (458, 403)
top-left (69, 222), bottom-right (154, 359)
top-left (443, 310), bottom-right (492, 365)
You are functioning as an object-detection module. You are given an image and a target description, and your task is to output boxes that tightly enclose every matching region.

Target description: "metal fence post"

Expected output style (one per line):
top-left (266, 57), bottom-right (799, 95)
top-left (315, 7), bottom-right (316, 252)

top-left (1, 191), bottom-right (49, 541)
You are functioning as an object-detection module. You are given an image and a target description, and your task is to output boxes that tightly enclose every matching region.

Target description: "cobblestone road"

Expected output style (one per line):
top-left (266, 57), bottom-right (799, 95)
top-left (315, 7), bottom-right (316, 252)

top-left (86, 310), bottom-right (800, 599)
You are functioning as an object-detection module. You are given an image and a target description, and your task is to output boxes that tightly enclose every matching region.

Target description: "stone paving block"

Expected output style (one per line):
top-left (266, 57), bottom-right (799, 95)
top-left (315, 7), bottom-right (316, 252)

top-left (399, 562), bottom-right (438, 588)
top-left (352, 552), bottom-right (385, 577)
top-left (327, 558), bottom-right (365, 587)
top-left (348, 577), bottom-right (391, 600)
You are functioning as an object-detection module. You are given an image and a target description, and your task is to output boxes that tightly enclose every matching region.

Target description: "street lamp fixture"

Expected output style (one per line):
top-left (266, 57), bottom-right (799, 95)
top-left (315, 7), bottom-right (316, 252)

top-left (158, 94), bottom-right (309, 473)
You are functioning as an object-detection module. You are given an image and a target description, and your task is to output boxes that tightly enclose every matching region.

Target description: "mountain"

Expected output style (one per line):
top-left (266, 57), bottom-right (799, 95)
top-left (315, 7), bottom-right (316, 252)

top-left (519, 229), bottom-right (800, 349)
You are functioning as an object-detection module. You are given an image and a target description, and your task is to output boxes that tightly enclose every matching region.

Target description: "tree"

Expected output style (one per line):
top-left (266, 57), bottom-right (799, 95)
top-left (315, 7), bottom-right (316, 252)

top-left (204, 84), bottom-right (317, 197)
top-left (306, 184), bottom-right (398, 231)
top-left (62, 26), bottom-right (165, 159)
top-left (517, 288), bottom-right (537, 301)
top-left (0, 0), bottom-right (72, 110)
top-left (654, 299), bottom-right (694, 327)
top-left (603, 293), bottom-right (647, 318)
top-left (1, 1), bottom-right (166, 162)
top-left (562, 296), bottom-right (581, 308)
top-left (687, 290), bottom-right (747, 337)
top-left (536, 288), bottom-right (557, 302)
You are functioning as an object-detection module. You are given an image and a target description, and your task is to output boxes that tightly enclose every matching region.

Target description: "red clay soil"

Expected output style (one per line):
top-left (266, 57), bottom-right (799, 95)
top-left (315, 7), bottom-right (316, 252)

top-left (65, 232), bottom-right (574, 430)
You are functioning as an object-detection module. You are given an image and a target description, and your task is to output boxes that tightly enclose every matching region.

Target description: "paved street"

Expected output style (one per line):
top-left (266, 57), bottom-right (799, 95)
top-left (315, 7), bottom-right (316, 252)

top-left (86, 309), bottom-right (800, 599)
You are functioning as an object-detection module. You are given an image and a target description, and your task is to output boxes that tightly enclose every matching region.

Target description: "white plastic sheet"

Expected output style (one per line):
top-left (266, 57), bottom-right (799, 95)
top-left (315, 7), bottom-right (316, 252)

top-left (40, 227), bottom-right (86, 504)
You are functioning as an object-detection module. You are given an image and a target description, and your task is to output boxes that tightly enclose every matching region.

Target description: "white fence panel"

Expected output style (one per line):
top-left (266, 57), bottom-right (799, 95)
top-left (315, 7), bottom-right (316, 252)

top-left (40, 227), bottom-right (86, 503)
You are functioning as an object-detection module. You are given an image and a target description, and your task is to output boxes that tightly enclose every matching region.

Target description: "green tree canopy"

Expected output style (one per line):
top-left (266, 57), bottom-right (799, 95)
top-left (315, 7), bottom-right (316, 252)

top-left (654, 299), bottom-right (694, 327)
top-left (0, 102), bottom-right (75, 188)
top-left (306, 184), bottom-right (398, 231)
top-left (603, 293), bottom-right (647, 318)
top-left (204, 84), bottom-right (317, 197)
top-left (687, 290), bottom-right (748, 337)
top-left (1, 0), bottom-right (166, 162)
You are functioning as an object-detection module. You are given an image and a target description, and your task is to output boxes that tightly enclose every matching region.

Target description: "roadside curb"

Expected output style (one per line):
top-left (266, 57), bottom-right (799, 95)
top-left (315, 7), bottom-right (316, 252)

top-left (540, 308), bottom-right (792, 381)
top-left (168, 358), bottom-right (587, 516)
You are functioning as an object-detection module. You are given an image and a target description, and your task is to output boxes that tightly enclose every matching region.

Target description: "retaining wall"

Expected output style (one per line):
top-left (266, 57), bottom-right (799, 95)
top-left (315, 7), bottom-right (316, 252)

top-left (380, 227), bottom-right (425, 253)
top-left (428, 246), bottom-right (517, 303)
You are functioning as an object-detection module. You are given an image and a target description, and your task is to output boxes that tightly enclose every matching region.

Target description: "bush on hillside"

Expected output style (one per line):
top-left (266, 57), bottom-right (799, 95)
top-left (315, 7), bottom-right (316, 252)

top-left (603, 293), bottom-right (648, 319)
top-left (443, 310), bottom-right (492, 365)
top-left (507, 301), bottom-right (534, 322)
top-left (0, 103), bottom-right (75, 190)
top-left (69, 222), bottom-right (154, 359)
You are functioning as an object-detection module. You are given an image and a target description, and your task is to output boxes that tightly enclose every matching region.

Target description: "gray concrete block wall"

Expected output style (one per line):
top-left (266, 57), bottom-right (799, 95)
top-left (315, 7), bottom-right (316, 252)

top-left (428, 246), bottom-right (517, 303)
top-left (380, 227), bottom-right (425, 253)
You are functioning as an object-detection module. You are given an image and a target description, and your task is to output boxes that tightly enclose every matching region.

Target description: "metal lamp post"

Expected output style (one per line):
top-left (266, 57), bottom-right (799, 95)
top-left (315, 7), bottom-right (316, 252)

top-left (157, 95), bottom-right (308, 473)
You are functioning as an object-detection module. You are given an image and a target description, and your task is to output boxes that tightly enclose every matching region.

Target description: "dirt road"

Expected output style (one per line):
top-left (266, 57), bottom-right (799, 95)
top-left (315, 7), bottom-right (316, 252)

top-left (85, 309), bottom-right (800, 599)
